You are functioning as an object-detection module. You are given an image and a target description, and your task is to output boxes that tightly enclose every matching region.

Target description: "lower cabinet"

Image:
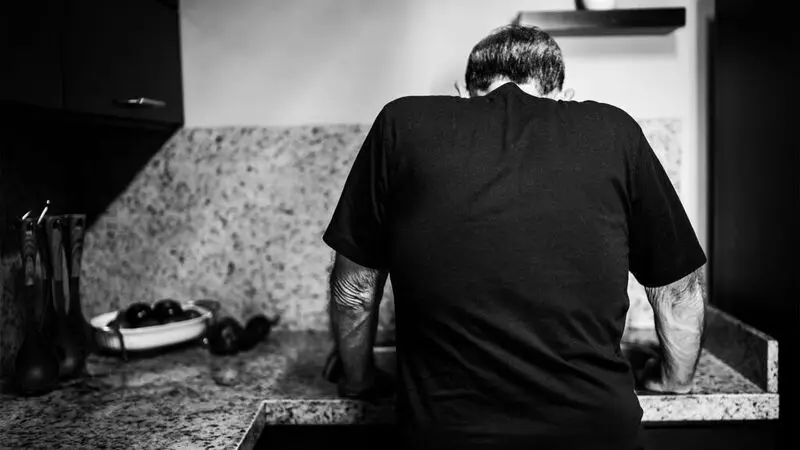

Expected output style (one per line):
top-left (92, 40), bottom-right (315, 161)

top-left (642, 421), bottom-right (778, 450)
top-left (255, 421), bottom-right (779, 450)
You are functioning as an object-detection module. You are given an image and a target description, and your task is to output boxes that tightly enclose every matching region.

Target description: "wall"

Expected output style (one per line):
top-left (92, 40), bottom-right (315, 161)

top-left (180, 0), bottom-right (714, 247)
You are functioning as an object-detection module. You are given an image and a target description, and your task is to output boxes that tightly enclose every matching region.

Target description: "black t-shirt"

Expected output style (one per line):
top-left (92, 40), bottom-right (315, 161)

top-left (323, 82), bottom-right (707, 450)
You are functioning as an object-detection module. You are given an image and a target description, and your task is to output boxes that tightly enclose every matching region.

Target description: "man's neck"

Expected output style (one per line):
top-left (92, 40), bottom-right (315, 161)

top-left (477, 79), bottom-right (554, 99)
top-left (489, 79), bottom-right (532, 94)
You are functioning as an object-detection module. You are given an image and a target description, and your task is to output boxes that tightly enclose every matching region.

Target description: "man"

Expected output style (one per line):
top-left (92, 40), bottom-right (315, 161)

top-left (322, 25), bottom-right (707, 450)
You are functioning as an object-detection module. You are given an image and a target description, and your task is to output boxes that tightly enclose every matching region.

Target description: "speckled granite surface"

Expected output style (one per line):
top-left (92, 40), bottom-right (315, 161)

top-left (0, 118), bottom-right (677, 376)
top-left (0, 321), bottom-right (778, 450)
top-left (0, 255), bottom-right (23, 378)
top-left (0, 331), bottom-right (334, 450)
top-left (704, 307), bottom-right (779, 393)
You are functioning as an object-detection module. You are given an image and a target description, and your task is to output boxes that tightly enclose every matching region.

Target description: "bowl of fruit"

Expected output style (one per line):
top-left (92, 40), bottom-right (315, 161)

top-left (90, 299), bottom-right (212, 352)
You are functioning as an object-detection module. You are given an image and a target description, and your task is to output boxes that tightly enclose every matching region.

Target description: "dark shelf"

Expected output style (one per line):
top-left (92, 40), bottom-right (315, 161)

top-left (513, 8), bottom-right (686, 36)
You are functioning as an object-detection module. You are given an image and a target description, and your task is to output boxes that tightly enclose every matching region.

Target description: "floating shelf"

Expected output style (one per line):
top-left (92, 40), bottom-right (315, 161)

top-left (513, 8), bottom-right (686, 36)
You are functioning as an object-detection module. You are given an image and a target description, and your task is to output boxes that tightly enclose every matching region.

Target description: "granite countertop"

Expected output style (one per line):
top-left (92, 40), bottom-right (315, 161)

top-left (0, 325), bottom-right (779, 449)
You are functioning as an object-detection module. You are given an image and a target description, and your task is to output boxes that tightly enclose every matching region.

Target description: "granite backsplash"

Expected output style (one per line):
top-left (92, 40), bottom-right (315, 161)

top-left (0, 118), bottom-right (682, 376)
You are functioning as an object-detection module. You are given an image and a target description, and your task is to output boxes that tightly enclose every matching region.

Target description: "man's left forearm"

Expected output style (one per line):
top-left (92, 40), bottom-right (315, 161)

top-left (328, 254), bottom-right (388, 395)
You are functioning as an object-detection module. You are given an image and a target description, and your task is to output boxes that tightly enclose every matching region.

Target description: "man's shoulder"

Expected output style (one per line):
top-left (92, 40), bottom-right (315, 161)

top-left (381, 94), bottom-right (463, 119)
top-left (387, 93), bottom-right (461, 106)
top-left (570, 100), bottom-right (638, 127)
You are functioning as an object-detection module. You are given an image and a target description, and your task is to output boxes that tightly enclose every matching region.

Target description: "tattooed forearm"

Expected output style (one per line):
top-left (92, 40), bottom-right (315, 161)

top-left (644, 265), bottom-right (707, 389)
top-left (328, 254), bottom-right (388, 391)
top-left (330, 265), bottom-right (383, 311)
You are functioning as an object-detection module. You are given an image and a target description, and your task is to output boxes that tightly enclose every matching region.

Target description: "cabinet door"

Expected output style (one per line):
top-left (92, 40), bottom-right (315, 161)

top-left (0, 0), bottom-right (64, 109)
top-left (63, 0), bottom-right (183, 124)
top-left (709, 12), bottom-right (794, 339)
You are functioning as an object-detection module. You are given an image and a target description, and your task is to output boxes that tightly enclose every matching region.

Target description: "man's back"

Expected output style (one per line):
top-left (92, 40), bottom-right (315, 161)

top-left (381, 83), bottom-right (687, 449)
top-left (323, 80), bottom-right (705, 449)
top-left (324, 24), bottom-right (706, 450)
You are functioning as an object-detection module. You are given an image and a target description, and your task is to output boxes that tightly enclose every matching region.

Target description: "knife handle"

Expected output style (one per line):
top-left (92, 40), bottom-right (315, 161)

top-left (34, 220), bottom-right (51, 280)
top-left (44, 216), bottom-right (63, 282)
top-left (20, 218), bottom-right (38, 287)
top-left (66, 214), bottom-right (86, 279)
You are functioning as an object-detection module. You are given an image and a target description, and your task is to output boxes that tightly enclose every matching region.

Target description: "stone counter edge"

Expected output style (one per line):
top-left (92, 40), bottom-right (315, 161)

top-left (704, 307), bottom-right (779, 393)
top-left (237, 394), bottom-right (779, 449)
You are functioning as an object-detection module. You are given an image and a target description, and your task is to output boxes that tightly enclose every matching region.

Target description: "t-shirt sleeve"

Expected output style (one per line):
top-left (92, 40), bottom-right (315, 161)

top-left (628, 123), bottom-right (707, 287)
top-left (322, 107), bottom-right (391, 270)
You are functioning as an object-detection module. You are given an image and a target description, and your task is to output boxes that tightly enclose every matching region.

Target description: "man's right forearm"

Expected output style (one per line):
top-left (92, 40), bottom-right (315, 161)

top-left (644, 265), bottom-right (707, 391)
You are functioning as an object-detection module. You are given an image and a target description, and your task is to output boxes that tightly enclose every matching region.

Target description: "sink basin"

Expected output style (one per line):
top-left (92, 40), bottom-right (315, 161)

top-left (254, 422), bottom-right (777, 450)
top-left (255, 425), bottom-right (401, 450)
top-left (254, 345), bottom-right (667, 449)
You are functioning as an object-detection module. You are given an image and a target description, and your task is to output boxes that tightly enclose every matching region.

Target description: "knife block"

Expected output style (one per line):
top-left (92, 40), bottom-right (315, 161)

top-left (0, 214), bottom-right (90, 385)
top-left (0, 254), bottom-right (25, 379)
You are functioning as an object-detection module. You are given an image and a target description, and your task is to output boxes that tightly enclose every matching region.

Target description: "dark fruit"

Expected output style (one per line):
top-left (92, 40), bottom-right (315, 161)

top-left (152, 299), bottom-right (183, 323)
top-left (238, 315), bottom-right (273, 351)
top-left (124, 302), bottom-right (153, 328)
top-left (160, 312), bottom-right (188, 324)
top-left (207, 317), bottom-right (243, 356)
top-left (137, 317), bottom-right (161, 328)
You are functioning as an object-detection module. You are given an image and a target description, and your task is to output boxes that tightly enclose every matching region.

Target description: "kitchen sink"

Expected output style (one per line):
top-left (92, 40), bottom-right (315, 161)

top-left (255, 422), bottom-right (778, 450)
top-left (253, 343), bottom-right (660, 449)
top-left (255, 425), bottom-right (401, 450)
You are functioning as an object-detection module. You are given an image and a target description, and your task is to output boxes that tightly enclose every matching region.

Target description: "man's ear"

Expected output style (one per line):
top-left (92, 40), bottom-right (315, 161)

top-left (453, 81), bottom-right (470, 98)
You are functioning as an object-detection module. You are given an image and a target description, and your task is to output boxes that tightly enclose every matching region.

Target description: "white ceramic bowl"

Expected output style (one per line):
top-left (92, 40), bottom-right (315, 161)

top-left (581, 0), bottom-right (616, 10)
top-left (90, 303), bottom-right (212, 352)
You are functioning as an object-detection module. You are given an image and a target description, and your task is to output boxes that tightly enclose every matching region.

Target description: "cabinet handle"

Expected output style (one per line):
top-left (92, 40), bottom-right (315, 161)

top-left (113, 97), bottom-right (166, 108)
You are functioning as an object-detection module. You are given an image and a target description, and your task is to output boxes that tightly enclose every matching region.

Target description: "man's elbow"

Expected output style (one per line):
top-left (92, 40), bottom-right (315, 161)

top-left (328, 254), bottom-right (386, 312)
top-left (672, 265), bottom-right (707, 312)
top-left (645, 265), bottom-right (707, 327)
top-left (330, 277), bottom-right (375, 312)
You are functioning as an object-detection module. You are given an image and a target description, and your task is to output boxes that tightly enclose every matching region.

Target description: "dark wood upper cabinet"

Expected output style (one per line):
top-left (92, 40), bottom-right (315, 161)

top-left (0, 0), bottom-right (183, 126)
top-left (513, 8), bottom-right (686, 37)
top-left (708, 11), bottom-right (795, 342)
top-left (0, 0), bottom-right (65, 109)
top-left (63, 0), bottom-right (184, 125)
